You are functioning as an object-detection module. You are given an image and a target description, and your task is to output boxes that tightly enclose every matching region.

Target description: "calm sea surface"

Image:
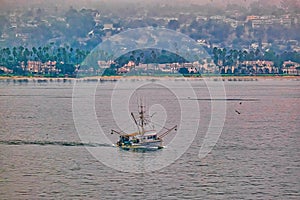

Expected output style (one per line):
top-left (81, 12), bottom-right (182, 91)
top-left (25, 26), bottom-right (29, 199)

top-left (0, 78), bottom-right (299, 199)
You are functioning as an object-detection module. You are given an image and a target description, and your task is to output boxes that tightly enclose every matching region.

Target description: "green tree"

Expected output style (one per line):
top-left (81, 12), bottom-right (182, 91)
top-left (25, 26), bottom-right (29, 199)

top-left (167, 20), bottom-right (180, 30)
top-left (264, 49), bottom-right (276, 61)
top-left (213, 47), bottom-right (219, 65)
top-left (178, 67), bottom-right (189, 75)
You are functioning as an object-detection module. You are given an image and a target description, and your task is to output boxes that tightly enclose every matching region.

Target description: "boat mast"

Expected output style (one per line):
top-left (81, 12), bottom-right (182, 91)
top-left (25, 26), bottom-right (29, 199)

top-left (139, 102), bottom-right (145, 135)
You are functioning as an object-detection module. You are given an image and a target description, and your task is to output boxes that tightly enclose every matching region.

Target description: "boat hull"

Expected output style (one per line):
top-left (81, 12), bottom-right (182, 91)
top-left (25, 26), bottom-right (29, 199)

top-left (117, 140), bottom-right (163, 151)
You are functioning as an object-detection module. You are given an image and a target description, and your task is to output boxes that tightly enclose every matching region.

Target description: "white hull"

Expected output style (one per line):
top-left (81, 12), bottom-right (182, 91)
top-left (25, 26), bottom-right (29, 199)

top-left (117, 140), bottom-right (163, 150)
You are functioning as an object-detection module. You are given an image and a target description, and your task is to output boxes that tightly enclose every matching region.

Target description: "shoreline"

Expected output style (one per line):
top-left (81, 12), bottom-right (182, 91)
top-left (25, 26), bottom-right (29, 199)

top-left (0, 75), bottom-right (299, 82)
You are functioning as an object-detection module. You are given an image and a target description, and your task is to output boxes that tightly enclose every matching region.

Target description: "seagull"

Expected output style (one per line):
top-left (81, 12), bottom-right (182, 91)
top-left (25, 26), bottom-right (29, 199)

top-left (235, 109), bottom-right (241, 115)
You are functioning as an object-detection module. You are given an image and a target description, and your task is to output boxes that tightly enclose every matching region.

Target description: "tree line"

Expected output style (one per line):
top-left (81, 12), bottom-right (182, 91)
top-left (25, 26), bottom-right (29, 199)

top-left (211, 47), bottom-right (300, 68)
top-left (0, 44), bottom-right (89, 75)
top-left (1, 44), bottom-right (300, 76)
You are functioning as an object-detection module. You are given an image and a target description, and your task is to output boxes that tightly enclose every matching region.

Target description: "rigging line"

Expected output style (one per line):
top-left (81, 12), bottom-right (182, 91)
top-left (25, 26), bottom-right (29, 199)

top-left (137, 96), bottom-right (139, 111)
top-left (121, 123), bottom-right (136, 134)
top-left (143, 118), bottom-right (171, 130)
top-left (113, 115), bottom-right (137, 134)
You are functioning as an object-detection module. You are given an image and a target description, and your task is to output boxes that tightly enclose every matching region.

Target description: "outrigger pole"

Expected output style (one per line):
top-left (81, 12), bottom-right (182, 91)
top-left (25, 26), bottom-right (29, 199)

top-left (131, 112), bottom-right (141, 134)
top-left (158, 125), bottom-right (177, 139)
top-left (111, 129), bottom-right (123, 135)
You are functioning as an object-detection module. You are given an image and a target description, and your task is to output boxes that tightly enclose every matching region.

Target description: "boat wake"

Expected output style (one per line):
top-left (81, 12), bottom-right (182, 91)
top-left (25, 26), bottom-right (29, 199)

top-left (185, 98), bottom-right (260, 101)
top-left (0, 140), bottom-right (113, 147)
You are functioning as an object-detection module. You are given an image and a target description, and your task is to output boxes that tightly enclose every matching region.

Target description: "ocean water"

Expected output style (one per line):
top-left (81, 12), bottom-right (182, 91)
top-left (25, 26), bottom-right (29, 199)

top-left (0, 78), bottom-right (299, 199)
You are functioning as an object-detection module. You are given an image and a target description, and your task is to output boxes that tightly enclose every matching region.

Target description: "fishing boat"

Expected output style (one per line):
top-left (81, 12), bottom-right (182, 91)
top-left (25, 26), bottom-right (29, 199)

top-left (111, 102), bottom-right (177, 151)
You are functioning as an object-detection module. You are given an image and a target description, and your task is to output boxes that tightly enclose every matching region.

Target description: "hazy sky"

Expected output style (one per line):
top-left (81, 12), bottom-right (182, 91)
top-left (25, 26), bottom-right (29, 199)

top-left (0, 0), bottom-right (283, 10)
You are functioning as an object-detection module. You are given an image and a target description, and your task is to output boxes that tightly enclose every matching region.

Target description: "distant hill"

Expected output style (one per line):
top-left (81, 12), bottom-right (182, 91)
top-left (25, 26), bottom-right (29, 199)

top-left (0, 0), bottom-right (282, 11)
